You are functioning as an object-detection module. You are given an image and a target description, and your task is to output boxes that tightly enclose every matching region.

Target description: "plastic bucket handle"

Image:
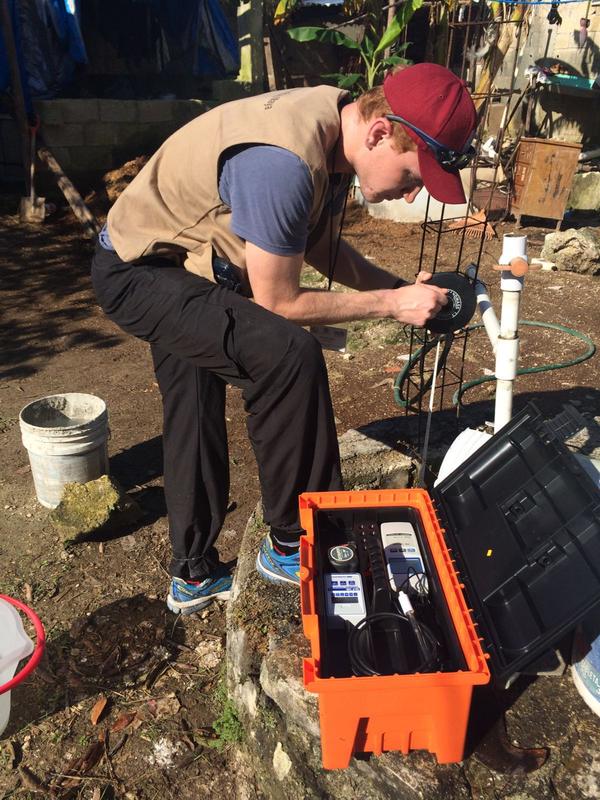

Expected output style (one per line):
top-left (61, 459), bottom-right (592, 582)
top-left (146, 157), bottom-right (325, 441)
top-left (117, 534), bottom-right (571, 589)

top-left (0, 595), bottom-right (46, 696)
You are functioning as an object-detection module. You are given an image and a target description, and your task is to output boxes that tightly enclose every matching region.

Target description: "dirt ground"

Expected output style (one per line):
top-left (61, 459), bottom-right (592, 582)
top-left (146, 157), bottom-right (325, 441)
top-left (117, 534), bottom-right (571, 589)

top-left (0, 195), bottom-right (599, 800)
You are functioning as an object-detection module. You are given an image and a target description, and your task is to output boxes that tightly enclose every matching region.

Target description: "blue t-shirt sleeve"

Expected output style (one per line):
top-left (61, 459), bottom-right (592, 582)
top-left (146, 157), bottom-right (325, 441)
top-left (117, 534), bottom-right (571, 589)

top-left (218, 145), bottom-right (313, 256)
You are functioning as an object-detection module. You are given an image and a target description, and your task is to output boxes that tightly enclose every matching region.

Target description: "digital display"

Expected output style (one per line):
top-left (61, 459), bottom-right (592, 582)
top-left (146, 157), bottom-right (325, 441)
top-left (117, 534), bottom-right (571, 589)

top-left (331, 594), bottom-right (359, 604)
top-left (388, 557), bottom-right (423, 572)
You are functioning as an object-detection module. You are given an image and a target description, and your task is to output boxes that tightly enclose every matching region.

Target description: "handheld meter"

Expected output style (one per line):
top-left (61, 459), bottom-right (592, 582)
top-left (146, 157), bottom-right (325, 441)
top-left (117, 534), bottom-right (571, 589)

top-left (380, 521), bottom-right (428, 593)
top-left (324, 573), bottom-right (366, 628)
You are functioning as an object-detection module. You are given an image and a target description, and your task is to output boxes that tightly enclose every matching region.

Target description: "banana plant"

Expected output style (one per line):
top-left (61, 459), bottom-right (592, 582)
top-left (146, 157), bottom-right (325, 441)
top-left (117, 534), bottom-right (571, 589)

top-left (287, 0), bottom-right (423, 93)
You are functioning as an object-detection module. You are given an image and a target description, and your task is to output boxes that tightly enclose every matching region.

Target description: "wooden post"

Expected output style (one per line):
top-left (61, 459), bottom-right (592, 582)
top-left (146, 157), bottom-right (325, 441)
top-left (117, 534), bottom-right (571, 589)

top-left (264, 31), bottom-right (277, 91)
top-left (384, 1), bottom-right (395, 60)
top-left (37, 146), bottom-right (101, 239)
top-left (250, 0), bottom-right (266, 93)
top-left (0, 0), bottom-right (31, 193)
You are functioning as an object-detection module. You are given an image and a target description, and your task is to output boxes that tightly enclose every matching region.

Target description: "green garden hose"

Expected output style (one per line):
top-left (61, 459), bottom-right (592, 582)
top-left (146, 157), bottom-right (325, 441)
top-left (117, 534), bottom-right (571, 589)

top-left (393, 321), bottom-right (596, 410)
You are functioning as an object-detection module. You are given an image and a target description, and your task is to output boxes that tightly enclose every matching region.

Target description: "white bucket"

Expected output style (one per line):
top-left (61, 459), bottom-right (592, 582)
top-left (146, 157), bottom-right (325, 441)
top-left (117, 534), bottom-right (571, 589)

top-left (19, 393), bottom-right (109, 509)
top-left (571, 456), bottom-right (600, 718)
top-left (0, 600), bottom-right (34, 737)
top-left (572, 625), bottom-right (600, 718)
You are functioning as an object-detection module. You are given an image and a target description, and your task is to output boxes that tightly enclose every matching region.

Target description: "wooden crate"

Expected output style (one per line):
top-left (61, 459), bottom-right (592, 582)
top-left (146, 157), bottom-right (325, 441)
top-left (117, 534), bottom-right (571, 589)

top-left (512, 137), bottom-right (581, 229)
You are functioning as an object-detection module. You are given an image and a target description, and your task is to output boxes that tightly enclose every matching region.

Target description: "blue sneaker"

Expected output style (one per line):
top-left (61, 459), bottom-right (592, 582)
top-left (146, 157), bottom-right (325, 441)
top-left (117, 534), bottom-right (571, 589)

top-left (167, 569), bottom-right (232, 615)
top-left (256, 535), bottom-right (300, 586)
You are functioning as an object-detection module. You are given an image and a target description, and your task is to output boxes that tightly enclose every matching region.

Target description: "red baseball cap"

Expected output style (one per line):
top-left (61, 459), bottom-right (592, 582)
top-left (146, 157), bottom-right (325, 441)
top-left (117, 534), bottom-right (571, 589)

top-left (383, 63), bottom-right (477, 205)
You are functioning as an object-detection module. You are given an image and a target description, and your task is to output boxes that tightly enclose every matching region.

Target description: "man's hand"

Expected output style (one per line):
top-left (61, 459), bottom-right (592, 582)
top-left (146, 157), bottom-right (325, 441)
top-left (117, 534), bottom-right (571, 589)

top-left (415, 270), bottom-right (433, 284)
top-left (389, 282), bottom-right (448, 327)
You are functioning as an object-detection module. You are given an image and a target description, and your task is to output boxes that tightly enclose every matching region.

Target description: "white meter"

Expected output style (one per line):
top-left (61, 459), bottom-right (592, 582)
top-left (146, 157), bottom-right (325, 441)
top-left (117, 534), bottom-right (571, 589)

top-left (324, 573), bottom-right (366, 628)
top-left (380, 521), bottom-right (427, 593)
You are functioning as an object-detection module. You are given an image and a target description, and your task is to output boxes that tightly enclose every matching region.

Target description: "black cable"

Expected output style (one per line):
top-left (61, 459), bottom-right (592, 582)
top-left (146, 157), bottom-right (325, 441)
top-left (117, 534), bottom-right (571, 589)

top-left (395, 332), bottom-right (455, 410)
top-left (347, 611), bottom-right (439, 677)
top-left (326, 137), bottom-right (351, 291)
top-left (398, 567), bottom-right (429, 598)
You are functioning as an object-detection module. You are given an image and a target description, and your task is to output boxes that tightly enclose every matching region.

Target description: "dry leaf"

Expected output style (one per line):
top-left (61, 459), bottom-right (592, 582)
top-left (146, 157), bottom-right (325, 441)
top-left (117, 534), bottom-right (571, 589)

top-left (146, 699), bottom-right (157, 718)
top-left (18, 765), bottom-right (47, 793)
top-left (111, 711), bottom-right (136, 732)
top-left (108, 732), bottom-right (128, 757)
top-left (24, 583), bottom-right (33, 603)
top-left (195, 725), bottom-right (219, 740)
top-left (7, 739), bottom-right (20, 769)
top-left (90, 695), bottom-right (108, 725)
top-left (77, 735), bottom-right (105, 774)
top-left (369, 378), bottom-right (394, 389)
top-left (153, 695), bottom-right (180, 719)
top-left (92, 788), bottom-right (102, 800)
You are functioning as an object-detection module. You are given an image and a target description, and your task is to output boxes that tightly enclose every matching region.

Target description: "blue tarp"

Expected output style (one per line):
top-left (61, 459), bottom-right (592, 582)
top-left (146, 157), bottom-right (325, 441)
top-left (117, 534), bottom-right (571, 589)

top-left (0, 0), bottom-right (239, 103)
top-left (158, 0), bottom-right (239, 76)
top-left (0, 0), bottom-right (87, 105)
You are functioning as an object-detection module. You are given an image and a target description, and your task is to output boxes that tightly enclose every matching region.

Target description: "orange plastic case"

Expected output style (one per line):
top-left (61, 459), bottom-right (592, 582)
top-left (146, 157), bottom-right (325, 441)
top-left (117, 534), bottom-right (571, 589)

top-left (298, 488), bottom-right (490, 770)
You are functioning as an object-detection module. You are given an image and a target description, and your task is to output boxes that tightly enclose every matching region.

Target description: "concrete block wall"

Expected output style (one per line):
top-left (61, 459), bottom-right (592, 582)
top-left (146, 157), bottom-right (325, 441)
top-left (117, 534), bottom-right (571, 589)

top-left (33, 98), bottom-right (211, 177)
top-left (494, 4), bottom-right (600, 145)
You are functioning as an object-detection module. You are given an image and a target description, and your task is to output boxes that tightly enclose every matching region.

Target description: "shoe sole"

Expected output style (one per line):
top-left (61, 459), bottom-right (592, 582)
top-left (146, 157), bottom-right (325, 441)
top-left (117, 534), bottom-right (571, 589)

top-left (166, 589), bottom-right (231, 615)
top-left (255, 553), bottom-right (300, 587)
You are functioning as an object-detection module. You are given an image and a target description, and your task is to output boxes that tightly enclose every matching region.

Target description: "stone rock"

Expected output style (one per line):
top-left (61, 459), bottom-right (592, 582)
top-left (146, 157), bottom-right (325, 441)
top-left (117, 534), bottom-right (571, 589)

top-left (541, 228), bottom-right (600, 275)
top-left (338, 420), bottom-right (416, 489)
top-left (273, 742), bottom-right (293, 781)
top-left (568, 172), bottom-right (600, 212)
top-left (49, 474), bottom-right (142, 542)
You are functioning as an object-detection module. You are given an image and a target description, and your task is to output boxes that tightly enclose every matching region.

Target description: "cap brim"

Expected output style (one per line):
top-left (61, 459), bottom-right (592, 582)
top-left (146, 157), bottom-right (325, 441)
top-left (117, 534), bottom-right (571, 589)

top-left (418, 148), bottom-right (466, 205)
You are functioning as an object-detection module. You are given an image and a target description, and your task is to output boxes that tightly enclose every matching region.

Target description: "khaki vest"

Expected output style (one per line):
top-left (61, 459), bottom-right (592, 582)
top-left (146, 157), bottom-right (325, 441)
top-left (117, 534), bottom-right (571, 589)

top-left (107, 86), bottom-right (349, 285)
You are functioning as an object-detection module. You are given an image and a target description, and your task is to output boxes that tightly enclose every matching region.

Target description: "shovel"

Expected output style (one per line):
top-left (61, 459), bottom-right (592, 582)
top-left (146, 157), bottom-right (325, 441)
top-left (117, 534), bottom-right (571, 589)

top-left (19, 123), bottom-right (45, 223)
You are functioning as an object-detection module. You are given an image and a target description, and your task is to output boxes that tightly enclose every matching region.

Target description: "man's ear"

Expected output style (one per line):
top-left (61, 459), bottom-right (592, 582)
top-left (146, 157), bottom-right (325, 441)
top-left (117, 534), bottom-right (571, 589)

top-left (365, 117), bottom-right (394, 149)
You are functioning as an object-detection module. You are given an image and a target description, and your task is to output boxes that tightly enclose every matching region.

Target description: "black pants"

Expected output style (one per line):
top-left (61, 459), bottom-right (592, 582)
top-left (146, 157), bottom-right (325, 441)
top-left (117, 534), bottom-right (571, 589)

top-left (91, 243), bottom-right (343, 580)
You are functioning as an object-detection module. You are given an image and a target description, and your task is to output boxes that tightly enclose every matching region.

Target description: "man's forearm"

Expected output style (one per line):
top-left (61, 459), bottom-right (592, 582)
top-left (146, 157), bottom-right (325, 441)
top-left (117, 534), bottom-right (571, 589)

top-left (306, 238), bottom-right (407, 292)
top-left (267, 285), bottom-right (396, 326)
top-left (246, 241), bottom-right (446, 329)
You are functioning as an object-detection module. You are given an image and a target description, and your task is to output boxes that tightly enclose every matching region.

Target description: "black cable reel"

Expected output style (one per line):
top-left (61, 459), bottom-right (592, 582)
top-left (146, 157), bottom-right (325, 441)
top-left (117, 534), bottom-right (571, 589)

top-left (425, 271), bottom-right (477, 335)
top-left (394, 271), bottom-right (477, 409)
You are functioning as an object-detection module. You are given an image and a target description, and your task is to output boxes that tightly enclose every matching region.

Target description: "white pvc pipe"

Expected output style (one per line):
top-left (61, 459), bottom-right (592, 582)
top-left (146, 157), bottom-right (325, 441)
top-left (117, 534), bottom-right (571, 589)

top-left (498, 234), bottom-right (527, 294)
top-left (495, 380), bottom-right (514, 431)
top-left (465, 265), bottom-right (500, 351)
top-left (499, 233), bottom-right (527, 263)
top-left (475, 281), bottom-right (500, 352)
top-left (499, 290), bottom-right (521, 340)
top-left (495, 336), bottom-right (520, 380)
top-left (494, 234), bottom-right (527, 432)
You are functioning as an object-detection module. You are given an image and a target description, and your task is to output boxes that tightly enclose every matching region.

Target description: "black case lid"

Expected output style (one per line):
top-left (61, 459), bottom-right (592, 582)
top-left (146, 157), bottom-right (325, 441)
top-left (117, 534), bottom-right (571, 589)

top-left (433, 402), bottom-right (600, 683)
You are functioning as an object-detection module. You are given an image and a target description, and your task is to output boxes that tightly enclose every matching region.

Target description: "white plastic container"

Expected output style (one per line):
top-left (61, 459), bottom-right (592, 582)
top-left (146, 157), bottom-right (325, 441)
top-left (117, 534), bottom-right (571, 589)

top-left (19, 393), bottom-right (109, 508)
top-left (0, 600), bottom-right (34, 736)
top-left (571, 455), bottom-right (600, 718)
top-left (572, 627), bottom-right (600, 717)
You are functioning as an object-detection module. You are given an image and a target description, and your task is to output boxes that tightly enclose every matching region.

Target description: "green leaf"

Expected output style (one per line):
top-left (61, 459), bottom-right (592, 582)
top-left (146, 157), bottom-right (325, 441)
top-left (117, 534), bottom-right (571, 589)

top-left (395, 0), bottom-right (425, 32)
top-left (381, 55), bottom-right (411, 69)
top-left (374, 0), bottom-right (424, 56)
top-left (362, 33), bottom-right (375, 58)
top-left (374, 16), bottom-right (403, 56)
top-left (333, 73), bottom-right (363, 89)
top-left (287, 26), bottom-right (361, 49)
